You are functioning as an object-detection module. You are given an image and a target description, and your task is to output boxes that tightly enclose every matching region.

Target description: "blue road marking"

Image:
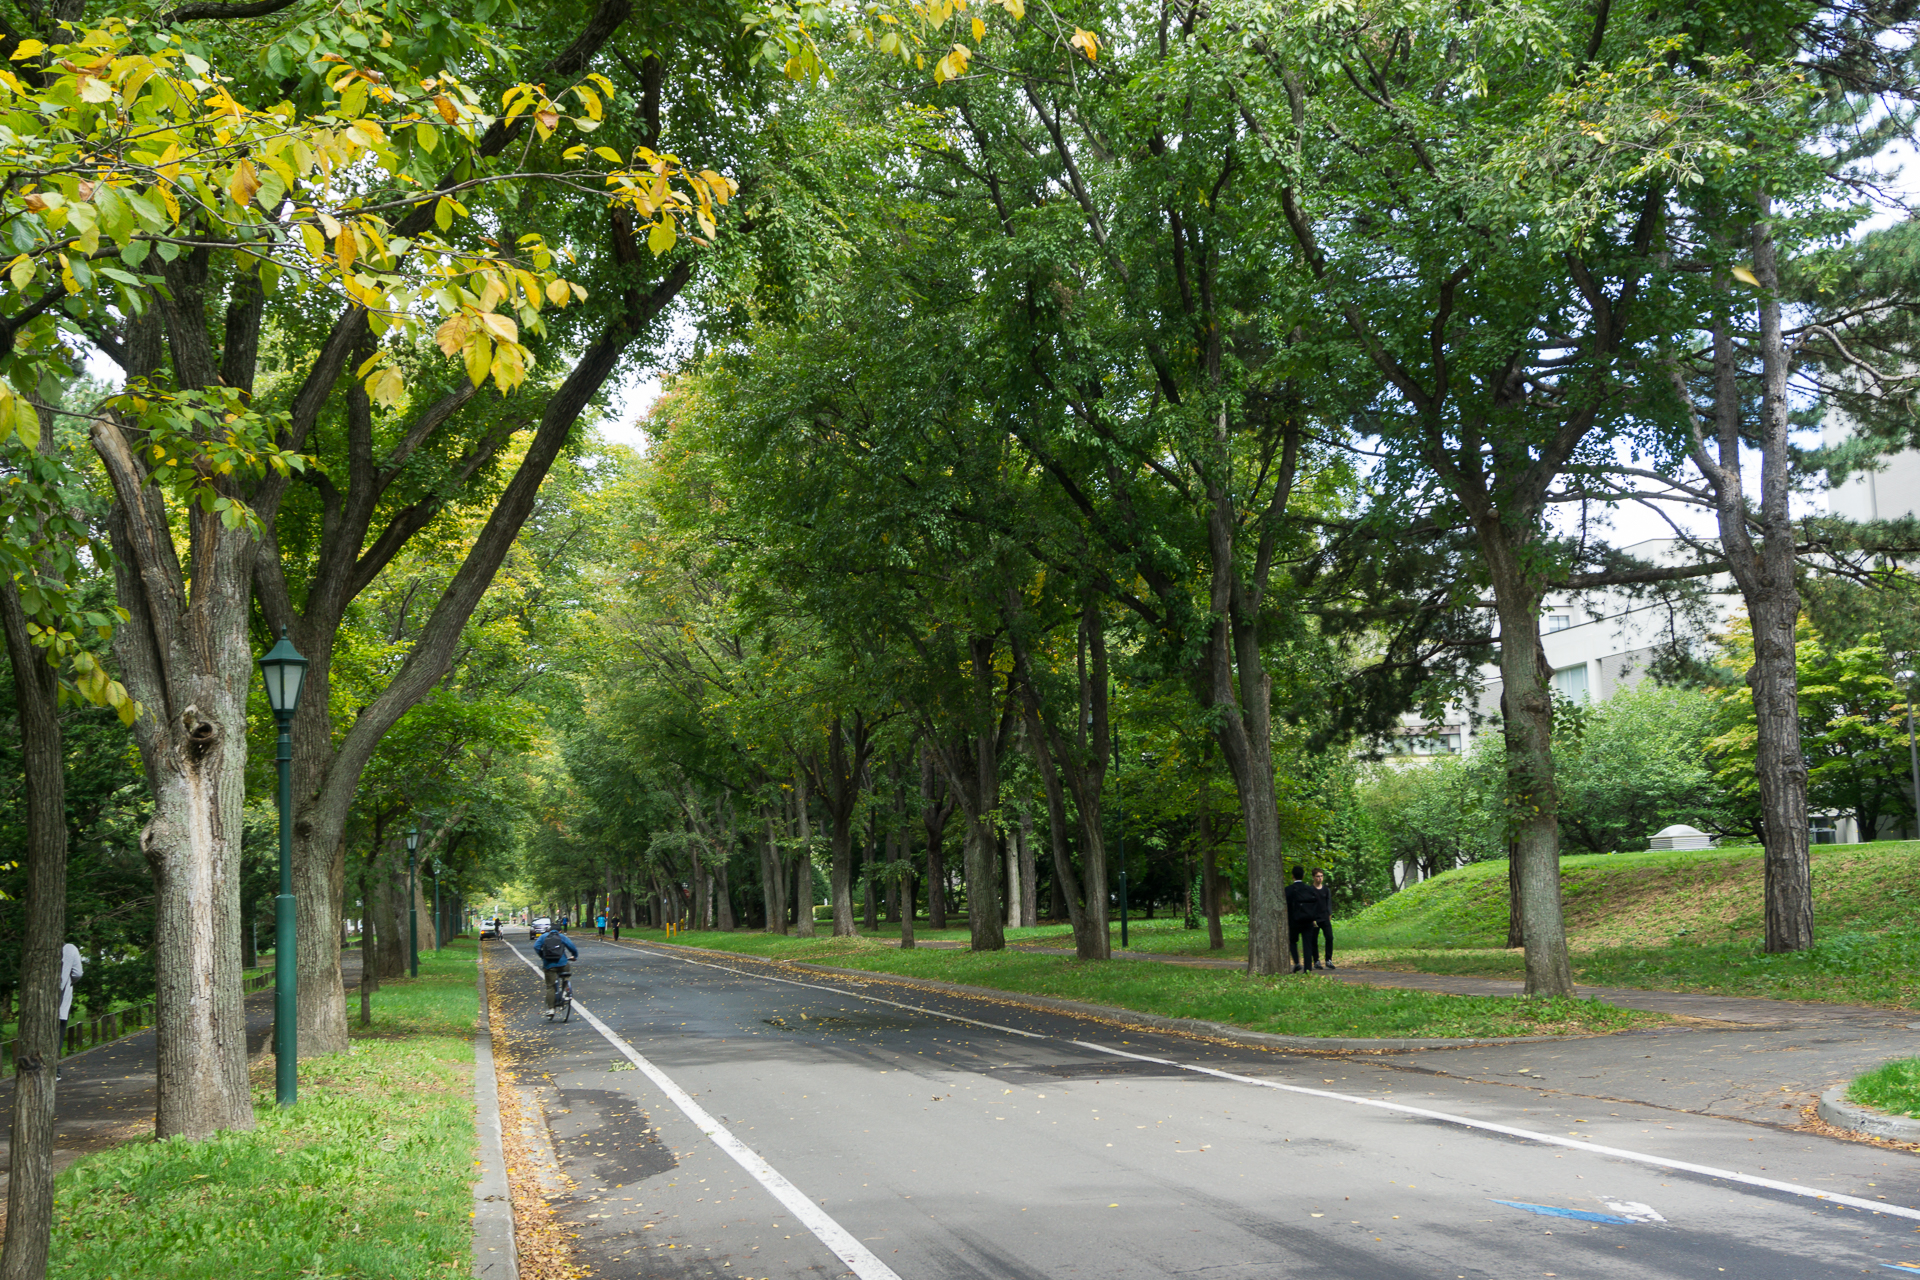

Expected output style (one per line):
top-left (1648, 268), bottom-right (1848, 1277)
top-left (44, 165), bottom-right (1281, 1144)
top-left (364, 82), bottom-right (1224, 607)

top-left (1882, 1265), bottom-right (1920, 1273)
top-left (1493, 1200), bottom-right (1637, 1225)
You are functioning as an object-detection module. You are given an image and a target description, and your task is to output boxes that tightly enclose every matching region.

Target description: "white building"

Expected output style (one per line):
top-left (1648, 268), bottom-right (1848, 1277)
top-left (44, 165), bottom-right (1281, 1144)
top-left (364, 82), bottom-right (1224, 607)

top-left (1391, 536), bottom-right (1741, 759)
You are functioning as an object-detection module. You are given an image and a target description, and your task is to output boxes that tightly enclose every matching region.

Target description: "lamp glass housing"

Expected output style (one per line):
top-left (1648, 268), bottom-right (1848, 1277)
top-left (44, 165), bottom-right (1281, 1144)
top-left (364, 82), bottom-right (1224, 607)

top-left (259, 628), bottom-right (309, 718)
top-left (406, 827), bottom-right (420, 853)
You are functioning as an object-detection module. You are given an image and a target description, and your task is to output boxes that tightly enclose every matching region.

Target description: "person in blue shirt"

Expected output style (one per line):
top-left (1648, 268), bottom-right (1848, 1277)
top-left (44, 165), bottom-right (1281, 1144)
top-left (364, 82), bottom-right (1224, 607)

top-left (534, 922), bottom-right (579, 1010)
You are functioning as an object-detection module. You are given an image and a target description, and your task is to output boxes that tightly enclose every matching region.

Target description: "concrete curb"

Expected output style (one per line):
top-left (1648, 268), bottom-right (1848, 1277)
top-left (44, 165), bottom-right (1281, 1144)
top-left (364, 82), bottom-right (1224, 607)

top-left (1818, 1085), bottom-right (1920, 1143)
top-left (609, 938), bottom-right (1568, 1052)
top-left (473, 962), bottom-right (518, 1280)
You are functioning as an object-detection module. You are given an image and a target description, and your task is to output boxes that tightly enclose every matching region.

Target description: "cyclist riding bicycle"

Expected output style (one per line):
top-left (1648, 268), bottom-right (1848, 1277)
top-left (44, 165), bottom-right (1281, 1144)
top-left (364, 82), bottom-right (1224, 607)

top-left (534, 922), bottom-right (578, 1012)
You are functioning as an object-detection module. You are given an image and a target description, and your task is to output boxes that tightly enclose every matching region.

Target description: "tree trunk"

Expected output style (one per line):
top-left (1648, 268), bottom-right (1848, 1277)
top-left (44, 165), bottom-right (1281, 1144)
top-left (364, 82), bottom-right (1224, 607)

top-left (920, 747), bottom-right (951, 930)
top-left (760, 806), bottom-right (786, 934)
top-left (933, 635), bottom-right (1009, 952)
top-left (790, 779), bottom-right (816, 938)
top-left (1008, 601), bottom-right (1109, 958)
top-left (1675, 205), bottom-right (1814, 953)
top-left (1484, 525), bottom-right (1575, 998)
top-left (1017, 805), bottom-right (1038, 928)
top-left (1506, 843), bottom-right (1524, 948)
top-left (0, 571), bottom-right (67, 1280)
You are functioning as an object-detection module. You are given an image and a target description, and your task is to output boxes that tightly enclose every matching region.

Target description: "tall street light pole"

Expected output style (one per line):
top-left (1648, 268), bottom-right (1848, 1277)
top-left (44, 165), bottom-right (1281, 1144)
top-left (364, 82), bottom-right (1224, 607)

top-left (1900, 669), bottom-right (1920, 840)
top-left (432, 861), bottom-right (442, 951)
top-left (406, 827), bottom-right (420, 978)
top-left (1114, 719), bottom-right (1127, 951)
top-left (258, 627), bottom-right (308, 1108)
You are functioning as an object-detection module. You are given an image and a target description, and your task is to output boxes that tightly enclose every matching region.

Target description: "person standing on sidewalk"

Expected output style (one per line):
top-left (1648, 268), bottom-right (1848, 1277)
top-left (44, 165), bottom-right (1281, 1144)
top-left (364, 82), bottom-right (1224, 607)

top-left (1285, 866), bottom-right (1319, 973)
top-left (1309, 867), bottom-right (1336, 971)
top-left (596, 913), bottom-right (606, 938)
top-left (610, 915), bottom-right (621, 941)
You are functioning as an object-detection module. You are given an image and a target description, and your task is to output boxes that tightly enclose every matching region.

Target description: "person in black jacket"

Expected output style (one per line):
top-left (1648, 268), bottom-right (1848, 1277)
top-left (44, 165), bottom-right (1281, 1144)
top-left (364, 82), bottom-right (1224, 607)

top-left (1309, 867), bottom-right (1336, 971)
top-left (1284, 865), bottom-right (1319, 973)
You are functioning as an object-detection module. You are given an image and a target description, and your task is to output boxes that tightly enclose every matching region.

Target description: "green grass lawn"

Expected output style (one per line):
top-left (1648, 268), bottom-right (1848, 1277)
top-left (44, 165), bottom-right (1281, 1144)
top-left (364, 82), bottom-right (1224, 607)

top-left (50, 941), bottom-right (479, 1280)
top-left (1331, 841), bottom-right (1920, 1009)
top-left (1848, 1058), bottom-right (1920, 1119)
top-left (627, 929), bottom-right (1659, 1039)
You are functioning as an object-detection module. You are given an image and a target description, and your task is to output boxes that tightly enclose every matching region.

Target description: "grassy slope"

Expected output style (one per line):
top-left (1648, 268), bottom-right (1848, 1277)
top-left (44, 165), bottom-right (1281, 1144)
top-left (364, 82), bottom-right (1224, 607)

top-left (1336, 841), bottom-right (1920, 1008)
top-left (1849, 1058), bottom-right (1920, 1119)
top-left (51, 941), bottom-right (480, 1280)
top-left (635, 931), bottom-right (1658, 1039)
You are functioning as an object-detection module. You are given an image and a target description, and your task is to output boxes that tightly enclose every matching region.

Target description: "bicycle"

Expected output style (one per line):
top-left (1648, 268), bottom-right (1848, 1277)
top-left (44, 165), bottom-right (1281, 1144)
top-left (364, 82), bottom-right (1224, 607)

top-left (546, 966), bottom-right (574, 1023)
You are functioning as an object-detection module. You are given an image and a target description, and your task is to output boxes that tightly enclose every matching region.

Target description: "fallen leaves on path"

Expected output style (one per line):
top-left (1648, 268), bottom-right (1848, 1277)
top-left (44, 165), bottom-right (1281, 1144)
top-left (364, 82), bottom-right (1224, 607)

top-left (488, 963), bottom-right (588, 1280)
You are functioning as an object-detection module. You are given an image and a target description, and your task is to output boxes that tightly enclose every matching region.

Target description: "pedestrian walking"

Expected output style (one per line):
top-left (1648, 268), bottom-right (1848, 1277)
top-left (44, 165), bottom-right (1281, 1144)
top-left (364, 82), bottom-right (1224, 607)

top-left (610, 915), bottom-right (621, 941)
top-left (596, 913), bottom-right (607, 938)
top-left (57, 941), bottom-right (84, 1076)
top-left (1285, 865), bottom-right (1320, 973)
top-left (1309, 867), bottom-right (1336, 971)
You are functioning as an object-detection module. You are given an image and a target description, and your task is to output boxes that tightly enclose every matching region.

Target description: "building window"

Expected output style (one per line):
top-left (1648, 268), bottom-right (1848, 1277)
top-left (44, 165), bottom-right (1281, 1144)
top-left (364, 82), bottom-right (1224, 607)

top-left (1810, 816), bottom-right (1837, 845)
top-left (1391, 730), bottom-right (1462, 756)
top-left (1552, 663), bottom-right (1589, 702)
top-left (1545, 613), bottom-right (1572, 632)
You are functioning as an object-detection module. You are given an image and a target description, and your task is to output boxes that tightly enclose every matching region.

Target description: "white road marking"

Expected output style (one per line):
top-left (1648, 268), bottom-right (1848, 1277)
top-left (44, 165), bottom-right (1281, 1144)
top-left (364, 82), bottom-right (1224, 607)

top-left (615, 939), bottom-right (1920, 1225)
top-left (501, 942), bottom-right (904, 1280)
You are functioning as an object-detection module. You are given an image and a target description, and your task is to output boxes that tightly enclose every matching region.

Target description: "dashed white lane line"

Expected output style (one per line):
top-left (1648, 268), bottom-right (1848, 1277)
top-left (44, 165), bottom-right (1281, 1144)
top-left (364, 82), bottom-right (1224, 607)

top-left (614, 939), bottom-right (1920, 1225)
top-left (502, 941), bottom-right (904, 1280)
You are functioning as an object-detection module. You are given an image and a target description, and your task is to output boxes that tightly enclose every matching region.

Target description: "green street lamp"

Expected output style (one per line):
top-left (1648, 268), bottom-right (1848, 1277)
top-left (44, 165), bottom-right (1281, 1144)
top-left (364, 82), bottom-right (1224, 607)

top-left (1899, 670), bottom-right (1919, 840)
top-left (406, 826), bottom-right (420, 978)
top-left (258, 626), bottom-right (308, 1108)
top-left (432, 860), bottom-right (443, 952)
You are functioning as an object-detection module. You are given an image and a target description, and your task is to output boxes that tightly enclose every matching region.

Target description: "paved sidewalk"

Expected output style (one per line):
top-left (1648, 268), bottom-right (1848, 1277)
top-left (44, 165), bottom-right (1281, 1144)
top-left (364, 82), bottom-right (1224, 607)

top-left (0, 951), bottom-right (363, 1187)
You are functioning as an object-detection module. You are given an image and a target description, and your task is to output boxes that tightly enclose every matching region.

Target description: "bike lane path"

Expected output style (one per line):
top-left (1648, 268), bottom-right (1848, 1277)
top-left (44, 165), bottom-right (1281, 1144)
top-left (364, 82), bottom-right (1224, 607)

top-left (487, 934), bottom-right (1920, 1280)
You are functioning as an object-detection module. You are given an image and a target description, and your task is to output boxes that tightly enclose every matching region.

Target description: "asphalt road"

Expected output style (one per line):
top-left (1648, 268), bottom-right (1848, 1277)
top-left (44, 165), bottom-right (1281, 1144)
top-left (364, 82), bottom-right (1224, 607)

top-left (489, 936), bottom-right (1920, 1280)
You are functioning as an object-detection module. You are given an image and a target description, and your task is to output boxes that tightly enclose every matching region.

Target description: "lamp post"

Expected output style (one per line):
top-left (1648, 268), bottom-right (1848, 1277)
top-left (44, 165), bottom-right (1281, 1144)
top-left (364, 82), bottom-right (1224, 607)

top-left (432, 861), bottom-right (442, 951)
top-left (406, 826), bottom-right (420, 978)
top-left (1114, 719), bottom-right (1127, 952)
top-left (258, 627), bottom-right (308, 1108)
top-left (1900, 670), bottom-right (1920, 840)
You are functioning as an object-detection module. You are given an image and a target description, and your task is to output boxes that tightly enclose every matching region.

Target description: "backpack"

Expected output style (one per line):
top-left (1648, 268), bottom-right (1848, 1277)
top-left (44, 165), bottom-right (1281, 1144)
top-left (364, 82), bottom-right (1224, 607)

top-left (537, 933), bottom-right (567, 964)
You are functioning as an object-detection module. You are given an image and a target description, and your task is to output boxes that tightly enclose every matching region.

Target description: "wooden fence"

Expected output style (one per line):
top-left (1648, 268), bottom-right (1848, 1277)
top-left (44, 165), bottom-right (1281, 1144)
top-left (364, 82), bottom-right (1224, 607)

top-left (2, 968), bottom-right (275, 1070)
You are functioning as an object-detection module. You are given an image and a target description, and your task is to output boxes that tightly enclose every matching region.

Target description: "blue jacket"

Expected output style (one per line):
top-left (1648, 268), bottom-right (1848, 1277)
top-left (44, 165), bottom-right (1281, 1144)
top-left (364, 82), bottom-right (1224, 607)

top-left (536, 930), bottom-right (578, 970)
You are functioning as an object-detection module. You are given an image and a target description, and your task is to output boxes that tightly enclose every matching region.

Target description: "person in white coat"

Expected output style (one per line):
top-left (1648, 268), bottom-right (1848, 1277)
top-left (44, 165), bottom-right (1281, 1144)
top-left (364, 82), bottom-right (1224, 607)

top-left (57, 941), bottom-right (84, 1049)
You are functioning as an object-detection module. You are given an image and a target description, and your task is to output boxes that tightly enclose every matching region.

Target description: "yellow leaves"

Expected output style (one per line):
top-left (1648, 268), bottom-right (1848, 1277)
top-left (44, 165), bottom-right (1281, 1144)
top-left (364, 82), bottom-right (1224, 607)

top-left (334, 221), bottom-right (357, 272)
top-left (648, 217), bottom-right (677, 254)
top-left (572, 83), bottom-right (604, 121)
top-left (8, 39), bottom-right (45, 61)
top-left (972, 15), bottom-right (986, 42)
top-left (365, 364), bottom-right (405, 408)
top-left (227, 158), bottom-right (260, 208)
top-left (999, 0), bottom-right (1024, 22)
top-left (933, 43), bottom-right (970, 82)
top-left (416, 120), bottom-right (439, 153)
top-left (464, 333), bottom-right (493, 387)
top-left (435, 314), bottom-right (469, 355)
top-left (7, 254), bottom-right (31, 290)
top-left (433, 93), bottom-right (458, 124)
top-left (545, 278), bottom-right (571, 306)
top-left (477, 310), bottom-right (518, 345)
top-left (1731, 265), bottom-right (1760, 287)
top-left (1070, 27), bottom-right (1099, 61)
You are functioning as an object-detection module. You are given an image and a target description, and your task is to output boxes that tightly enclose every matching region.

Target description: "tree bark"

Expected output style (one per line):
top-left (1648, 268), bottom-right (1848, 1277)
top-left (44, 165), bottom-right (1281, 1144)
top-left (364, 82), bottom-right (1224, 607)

top-left (1008, 601), bottom-right (1110, 958)
top-left (1670, 204), bottom-right (1813, 953)
top-left (760, 805), bottom-right (786, 934)
top-left (790, 777), bottom-right (816, 938)
top-left (1483, 522), bottom-right (1575, 997)
top-left (920, 747), bottom-right (953, 930)
top-left (0, 567), bottom-right (66, 1280)
top-left (96, 434), bottom-right (258, 1139)
top-left (1016, 804), bottom-right (1038, 928)
top-left (929, 635), bottom-right (1009, 952)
